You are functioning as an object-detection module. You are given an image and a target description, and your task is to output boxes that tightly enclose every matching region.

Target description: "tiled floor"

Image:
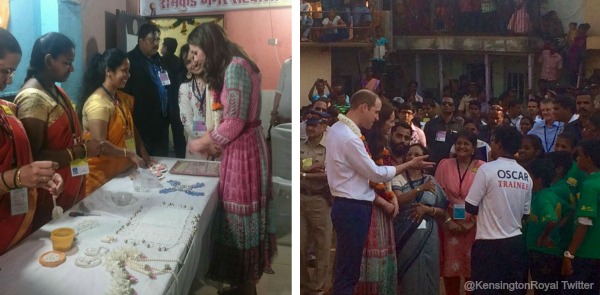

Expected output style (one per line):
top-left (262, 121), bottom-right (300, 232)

top-left (189, 234), bottom-right (292, 295)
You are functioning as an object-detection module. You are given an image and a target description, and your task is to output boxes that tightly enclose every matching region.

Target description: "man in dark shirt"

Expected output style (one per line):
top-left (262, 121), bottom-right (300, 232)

top-left (479, 104), bottom-right (505, 144)
top-left (424, 96), bottom-right (464, 166)
top-left (124, 24), bottom-right (170, 156)
top-left (161, 37), bottom-right (186, 158)
top-left (554, 95), bottom-right (581, 141)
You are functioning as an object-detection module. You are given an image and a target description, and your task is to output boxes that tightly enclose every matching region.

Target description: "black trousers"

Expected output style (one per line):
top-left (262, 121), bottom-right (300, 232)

top-left (471, 235), bottom-right (527, 295)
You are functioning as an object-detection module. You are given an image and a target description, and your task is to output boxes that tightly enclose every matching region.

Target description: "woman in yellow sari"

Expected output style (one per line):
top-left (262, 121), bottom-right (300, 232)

top-left (78, 48), bottom-right (153, 196)
top-left (15, 32), bottom-right (101, 231)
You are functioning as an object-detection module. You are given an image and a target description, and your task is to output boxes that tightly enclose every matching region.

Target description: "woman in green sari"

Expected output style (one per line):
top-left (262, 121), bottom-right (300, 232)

top-left (392, 143), bottom-right (448, 294)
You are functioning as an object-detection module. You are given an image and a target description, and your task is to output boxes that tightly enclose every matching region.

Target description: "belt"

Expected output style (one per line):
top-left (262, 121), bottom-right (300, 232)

top-left (333, 197), bottom-right (372, 205)
top-left (300, 187), bottom-right (327, 196)
top-left (243, 120), bottom-right (262, 131)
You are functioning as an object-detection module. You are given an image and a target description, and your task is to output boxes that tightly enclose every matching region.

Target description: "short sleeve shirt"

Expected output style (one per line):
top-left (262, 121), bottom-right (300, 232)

top-left (465, 157), bottom-right (533, 240)
top-left (574, 172), bottom-right (600, 259)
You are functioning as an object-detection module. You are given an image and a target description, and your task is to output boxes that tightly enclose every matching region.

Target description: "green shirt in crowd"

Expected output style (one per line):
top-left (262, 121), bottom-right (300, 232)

top-left (566, 161), bottom-right (587, 203)
top-left (574, 172), bottom-right (600, 259)
top-left (526, 187), bottom-right (571, 256)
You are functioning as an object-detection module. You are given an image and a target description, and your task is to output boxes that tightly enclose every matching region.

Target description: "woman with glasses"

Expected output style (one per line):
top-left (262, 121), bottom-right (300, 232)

top-left (78, 48), bottom-right (154, 196)
top-left (392, 143), bottom-right (448, 295)
top-left (0, 28), bottom-right (63, 254)
top-left (14, 32), bottom-right (101, 231)
top-left (177, 44), bottom-right (220, 160)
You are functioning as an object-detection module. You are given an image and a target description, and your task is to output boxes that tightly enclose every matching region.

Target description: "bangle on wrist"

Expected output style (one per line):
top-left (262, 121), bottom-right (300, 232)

top-left (13, 168), bottom-right (20, 189)
top-left (445, 217), bottom-right (452, 224)
top-left (66, 148), bottom-right (74, 162)
top-left (15, 168), bottom-right (22, 188)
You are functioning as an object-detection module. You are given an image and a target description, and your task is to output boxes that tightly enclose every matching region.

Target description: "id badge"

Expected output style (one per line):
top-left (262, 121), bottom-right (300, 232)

top-left (10, 188), bottom-right (28, 216)
top-left (70, 159), bottom-right (90, 176)
top-left (125, 136), bottom-right (136, 152)
top-left (436, 131), bottom-right (447, 142)
top-left (453, 203), bottom-right (466, 220)
top-left (192, 115), bottom-right (207, 133)
top-left (159, 70), bottom-right (171, 86)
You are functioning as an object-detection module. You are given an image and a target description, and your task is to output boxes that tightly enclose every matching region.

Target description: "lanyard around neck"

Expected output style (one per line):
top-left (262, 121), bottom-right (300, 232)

top-left (456, 158), bottom-right (474, 198)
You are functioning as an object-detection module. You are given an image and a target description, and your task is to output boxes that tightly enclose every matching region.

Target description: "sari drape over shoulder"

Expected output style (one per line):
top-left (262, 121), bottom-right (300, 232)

top-left (0, 100), bottom-right (37, 254)
top-left (83, 91), bottom-right (135, 196)
top-left (14, 87), bottom-right (85, 231)
top-left (392, 174), bottom-right (448, 295)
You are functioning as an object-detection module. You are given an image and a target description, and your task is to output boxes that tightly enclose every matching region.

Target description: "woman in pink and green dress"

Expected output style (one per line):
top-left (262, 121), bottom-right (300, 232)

top-left (186, 23), bottom-right (275, 295)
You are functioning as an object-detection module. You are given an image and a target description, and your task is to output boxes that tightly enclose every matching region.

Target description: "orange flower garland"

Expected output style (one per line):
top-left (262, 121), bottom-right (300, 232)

top-left (210, 89), bottom-right (223, 111)
top-left (337, 114), bottom-right (395, 202)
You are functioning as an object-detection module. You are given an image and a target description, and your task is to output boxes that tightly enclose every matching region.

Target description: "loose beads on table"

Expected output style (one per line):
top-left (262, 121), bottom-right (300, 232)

top-left (159, 180), bottom-right (205, 196)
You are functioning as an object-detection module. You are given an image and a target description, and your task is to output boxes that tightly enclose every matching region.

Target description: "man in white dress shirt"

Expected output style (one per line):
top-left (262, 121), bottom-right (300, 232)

top-left (325, 89), bottom-right (434, 294)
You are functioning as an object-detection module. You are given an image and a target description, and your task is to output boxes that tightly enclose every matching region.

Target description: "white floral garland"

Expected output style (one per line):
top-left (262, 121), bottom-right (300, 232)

top-left (104, 246), bottom-right (181, 295)
top-left (337, 114), bottom-right (362, 139)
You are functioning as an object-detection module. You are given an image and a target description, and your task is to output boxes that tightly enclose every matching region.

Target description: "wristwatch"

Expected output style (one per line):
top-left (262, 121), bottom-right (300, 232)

top-left (564, 251), bottom-right (575, 259)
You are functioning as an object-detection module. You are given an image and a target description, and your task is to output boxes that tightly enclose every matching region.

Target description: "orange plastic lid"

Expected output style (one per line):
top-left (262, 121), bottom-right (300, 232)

top-left (39, 251), bottom-right (66, 268)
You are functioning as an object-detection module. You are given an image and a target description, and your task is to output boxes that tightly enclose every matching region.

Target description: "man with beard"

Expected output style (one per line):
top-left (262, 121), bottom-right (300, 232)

top-left (390, 121), bottom-right (413, 164)
top-left (124, 24), bottom-right (170, 156)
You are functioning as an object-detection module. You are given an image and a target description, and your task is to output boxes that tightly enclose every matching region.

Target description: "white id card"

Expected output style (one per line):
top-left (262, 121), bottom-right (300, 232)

top-left (159, 70), bottom-right (171, 86)
top-left (436, 131), bottom-right (446, 142)
top-left (70, 159), bottom-right (90, 176)
top-left (10, 188), bottom-right (28, 216)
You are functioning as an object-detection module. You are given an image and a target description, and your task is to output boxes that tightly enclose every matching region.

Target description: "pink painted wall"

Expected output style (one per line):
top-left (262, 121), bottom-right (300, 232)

top-left (224, 8), bottom-right (292, 90)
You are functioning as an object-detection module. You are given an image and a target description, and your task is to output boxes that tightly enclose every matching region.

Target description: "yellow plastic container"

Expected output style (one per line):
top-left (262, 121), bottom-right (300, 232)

top-left (50, 228), bottom-right (75, 252)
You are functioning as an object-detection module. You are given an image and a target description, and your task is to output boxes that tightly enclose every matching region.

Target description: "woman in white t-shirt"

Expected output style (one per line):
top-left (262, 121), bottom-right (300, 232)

top-left (177, 44), bottom-right (220, 160)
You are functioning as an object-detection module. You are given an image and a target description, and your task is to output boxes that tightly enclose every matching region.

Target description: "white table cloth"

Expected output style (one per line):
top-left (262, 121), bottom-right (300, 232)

top-left (0, 158), bottom-right (219, 295)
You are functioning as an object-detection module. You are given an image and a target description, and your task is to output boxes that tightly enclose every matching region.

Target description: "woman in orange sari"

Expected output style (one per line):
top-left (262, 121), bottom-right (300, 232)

top-left (14, 32), bottom-right (101, 231)
top-left (78, 48), bottom-right (153, 195)
top-left (0, 28), bottom-right (63, 254)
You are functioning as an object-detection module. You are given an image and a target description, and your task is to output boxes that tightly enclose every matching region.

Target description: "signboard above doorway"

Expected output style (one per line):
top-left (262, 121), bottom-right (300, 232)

top-left (140, 0), bottom-right (291, 16)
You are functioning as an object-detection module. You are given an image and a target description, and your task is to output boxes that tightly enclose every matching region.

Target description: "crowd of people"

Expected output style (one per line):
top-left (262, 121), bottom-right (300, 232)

top-left (0, 22), bottom-right (274, 294)
top-left (300, 73), bottom-right (600, 294)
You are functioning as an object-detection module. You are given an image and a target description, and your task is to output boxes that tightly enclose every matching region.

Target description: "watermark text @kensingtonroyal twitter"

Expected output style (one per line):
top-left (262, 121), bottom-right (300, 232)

top-left (464, 281), bottom-right (594, 292)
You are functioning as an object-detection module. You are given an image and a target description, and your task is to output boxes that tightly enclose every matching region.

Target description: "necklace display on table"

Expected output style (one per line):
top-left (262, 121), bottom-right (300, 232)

top-left (159, 180), bottom-right (205, 196)
top-left (115, 204), bottom-right (200, 252)
top-left (104, 246), bottom-right (181, 295)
